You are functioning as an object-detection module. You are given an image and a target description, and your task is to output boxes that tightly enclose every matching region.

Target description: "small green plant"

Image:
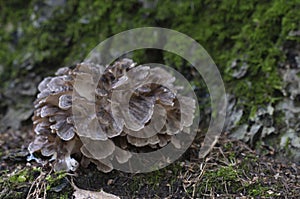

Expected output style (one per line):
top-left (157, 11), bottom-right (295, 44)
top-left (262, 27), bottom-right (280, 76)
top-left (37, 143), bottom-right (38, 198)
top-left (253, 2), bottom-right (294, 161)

top-left (45, 171), bottom-right (67, 191)
top-left (248, 185), bottom-right (270, 196)
top-left (9, 169), bottom-right (29, 183)
top-left (215, 166), bottom-right (238, 181)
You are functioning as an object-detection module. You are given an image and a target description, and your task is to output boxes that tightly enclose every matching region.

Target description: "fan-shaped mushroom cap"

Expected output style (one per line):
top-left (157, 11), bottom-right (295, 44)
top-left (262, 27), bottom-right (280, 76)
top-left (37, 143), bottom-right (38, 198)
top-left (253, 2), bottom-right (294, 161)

top-left (29, 58), bottom-right (197, 173)
top-left (55, 67), bottom-right (71, 76)
top-left (76, 116), bottom-right (108, 141)
top-left (80, 137), bottom-right (115, 160)
top-left (111, 91), bottom-right (155, 132)
top-left (58, 94), bottom-right (72, 110)
top-left (124, 105), bottom-right (166, 138)
top-left (34, 121), bottom-right (51, 134)
top-left (56, 124), bottom-right (75, 141)
top-left (28, 135), bottom-right (48, 153)
top-left (41, 143), bottom-right (56, 157)
top-left (127, 134), bottom-right (160, 147)
top-left (92, 159), bottom-right (113, 173)
top-left (158, 134), bottom-right (171, 147)
top-left (38, 77), bottom-right (52, 92)
top-left (48, 76), bottom-right (71, 93)
top-left (113, 147), bottom-right (132, 164)
top-left (178, 95), bottom-right (196, 127)
top-left (80, 145), bottom-right (114, 173)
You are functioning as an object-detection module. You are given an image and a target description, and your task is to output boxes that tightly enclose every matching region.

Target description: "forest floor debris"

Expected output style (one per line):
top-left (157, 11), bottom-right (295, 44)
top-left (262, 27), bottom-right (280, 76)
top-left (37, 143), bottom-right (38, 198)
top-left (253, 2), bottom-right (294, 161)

top-left (0, 127), bottom-right (299, 198)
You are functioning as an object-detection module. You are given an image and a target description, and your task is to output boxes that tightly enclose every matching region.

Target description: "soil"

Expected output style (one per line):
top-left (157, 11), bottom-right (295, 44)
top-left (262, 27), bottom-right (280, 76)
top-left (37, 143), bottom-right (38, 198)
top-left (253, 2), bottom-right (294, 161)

top-left (0, 126), bottom-right (299, 198)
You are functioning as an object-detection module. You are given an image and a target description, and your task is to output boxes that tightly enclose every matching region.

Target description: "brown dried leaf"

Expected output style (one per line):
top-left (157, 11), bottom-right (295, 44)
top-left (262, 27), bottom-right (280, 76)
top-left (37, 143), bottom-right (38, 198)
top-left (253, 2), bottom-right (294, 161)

top-left (73, 187), bottom-right (120, 199)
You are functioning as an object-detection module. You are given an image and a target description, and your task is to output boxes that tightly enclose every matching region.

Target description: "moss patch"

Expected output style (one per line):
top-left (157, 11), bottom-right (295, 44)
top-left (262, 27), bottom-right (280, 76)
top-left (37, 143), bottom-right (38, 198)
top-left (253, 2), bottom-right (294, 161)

top-left (1, 1), bottom-right (300, 116)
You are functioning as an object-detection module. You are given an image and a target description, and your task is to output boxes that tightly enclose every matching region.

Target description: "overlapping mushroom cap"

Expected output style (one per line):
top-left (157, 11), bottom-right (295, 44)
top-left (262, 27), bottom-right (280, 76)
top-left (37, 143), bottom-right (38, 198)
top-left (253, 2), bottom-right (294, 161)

top-left (29, 58), bottom-right (196, 172)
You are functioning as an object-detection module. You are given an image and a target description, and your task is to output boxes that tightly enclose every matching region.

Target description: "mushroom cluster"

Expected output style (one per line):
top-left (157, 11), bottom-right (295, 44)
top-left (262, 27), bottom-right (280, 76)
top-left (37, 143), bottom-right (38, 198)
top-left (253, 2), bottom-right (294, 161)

top-left (28, 58), bottom-right (196, 172)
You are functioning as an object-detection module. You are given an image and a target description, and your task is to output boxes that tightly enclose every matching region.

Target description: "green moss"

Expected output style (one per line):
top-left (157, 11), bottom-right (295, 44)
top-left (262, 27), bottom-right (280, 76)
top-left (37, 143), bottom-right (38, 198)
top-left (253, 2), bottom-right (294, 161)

top-left (8, 169), bottom-right (30, 184)
top-left (199, 165), bottom-right (242, 193)
top-left (221, 1), bottom-right (299, 117)
top-left (45, 171), bottom-right (67, 191)
top-left (248, 186), bottom-right (269, 196)
top-left (194, 156), bottom-right (278, 197)
top-left (0, 167), bottom-right (72, 199)
top-left (187, 141), bottom-right (280, 197)
top-left (0, 168), bottom-right (34, 198)
top-left (128, 163), bottom-right (181, 193)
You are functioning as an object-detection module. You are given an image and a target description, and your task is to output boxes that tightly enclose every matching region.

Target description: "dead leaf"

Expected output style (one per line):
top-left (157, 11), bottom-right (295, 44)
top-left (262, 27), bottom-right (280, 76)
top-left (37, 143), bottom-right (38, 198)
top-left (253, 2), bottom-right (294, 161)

top-left (72, 183), bottom-right (120, 199)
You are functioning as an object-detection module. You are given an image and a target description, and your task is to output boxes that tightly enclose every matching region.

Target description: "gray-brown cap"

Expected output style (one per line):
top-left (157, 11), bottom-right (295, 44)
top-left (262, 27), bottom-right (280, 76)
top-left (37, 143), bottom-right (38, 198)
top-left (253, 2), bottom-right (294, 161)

top-left (29, 58), bottom-right (196, 172)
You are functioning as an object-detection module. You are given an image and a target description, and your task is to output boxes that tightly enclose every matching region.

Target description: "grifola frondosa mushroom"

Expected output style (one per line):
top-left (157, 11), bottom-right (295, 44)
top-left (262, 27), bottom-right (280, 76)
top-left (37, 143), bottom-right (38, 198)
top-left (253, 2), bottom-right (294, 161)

top-left (28, 58), bottom-right (196, 172)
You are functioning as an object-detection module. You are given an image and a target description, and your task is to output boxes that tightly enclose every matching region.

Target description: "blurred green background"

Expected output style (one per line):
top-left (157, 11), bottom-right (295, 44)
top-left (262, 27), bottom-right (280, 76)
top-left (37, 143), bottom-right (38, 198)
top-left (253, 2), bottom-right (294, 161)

top-left (1, 0), bottom-right (299, 110)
